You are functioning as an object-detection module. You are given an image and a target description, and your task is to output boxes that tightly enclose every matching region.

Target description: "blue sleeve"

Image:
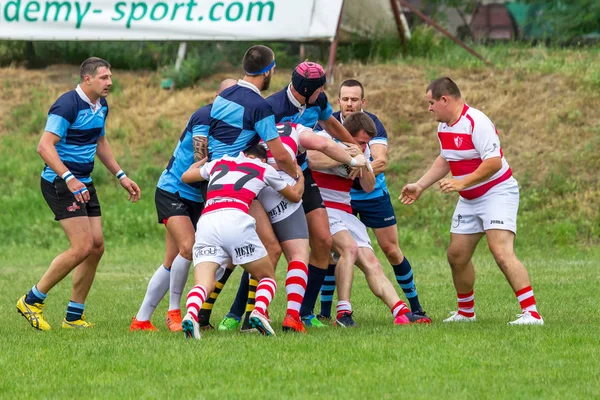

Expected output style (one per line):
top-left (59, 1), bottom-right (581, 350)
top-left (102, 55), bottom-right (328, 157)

top-left (45, 95), bottom-right (77, 138)
top-left (100, 104), bottom-right (109, 137)
top-left (190, 105), bottom-right (211, 137)
top-left (253, 102), bottom-right (278, 142)
top-left (316, 93), bottom-right (333, 121)
top-left (370, 114), bottom-right (388, 146)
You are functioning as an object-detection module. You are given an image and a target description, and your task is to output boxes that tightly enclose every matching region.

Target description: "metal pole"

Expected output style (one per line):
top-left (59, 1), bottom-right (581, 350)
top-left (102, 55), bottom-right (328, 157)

top-left (398, 0), bottom-right (493, 67)
top-left (326, 0), bottom-right (345, 86)
top-left (390, 0), bottom-right (408, 54)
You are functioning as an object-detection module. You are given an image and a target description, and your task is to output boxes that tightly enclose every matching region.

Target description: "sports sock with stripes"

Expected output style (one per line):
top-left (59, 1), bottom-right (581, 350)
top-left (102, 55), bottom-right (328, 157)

top-left (168, 254), bottom-right (191, 311)
top-left (515, 285), bottom-right (541, 319)
top-left (336, 300), bottom-right (352, 318)
top-left (136, 265), bottom-right (170, 321)
top-left (65, 300), bottom-right (85, 322)
top-left (391, 300), bottom-right (409, 317)
top-left (457, 290), bottom-right (475, 317)
top-left (392, 257), bottom-right (422, 312)
top-left (285, 261), bottom-right (308, 319)
top-left (25, 285), bottom-right (47, 305)
top-left (254, 278), bottom-right (277, 315)
top-left (318, 263), bottom-right (336, 318)
top-left (242, 276), bottom-right (258, 326)
top-left (299, 264), bottom-right (327, 318)
top-left (197, 268), bottom-right (233, 326)
top-left (185, 285), bottom-right (207, 323)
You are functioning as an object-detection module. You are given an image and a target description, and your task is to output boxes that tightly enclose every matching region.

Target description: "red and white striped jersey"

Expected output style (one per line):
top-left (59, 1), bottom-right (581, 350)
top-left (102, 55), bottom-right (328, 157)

top-left (310, 131), bottom-right (371, 213)
top-left (263, 123), bottom-right (309, 167)
top-left (200, 153), bottom-right (286, 215)
top-left (438, 104), bottom-right (517, 200)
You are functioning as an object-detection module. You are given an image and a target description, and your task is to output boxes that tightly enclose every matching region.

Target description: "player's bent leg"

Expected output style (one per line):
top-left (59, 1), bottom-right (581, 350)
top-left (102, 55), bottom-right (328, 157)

top-left (243, 257), bottom-right (277, 336)
top-left (182, 262), bottom-right (220, 340)
top-left (486, 229), bottom-right (543, 325)
top-left (165, 216), bottom-right (196, 331)
top-left (444, 233), bottom-right (483, 322)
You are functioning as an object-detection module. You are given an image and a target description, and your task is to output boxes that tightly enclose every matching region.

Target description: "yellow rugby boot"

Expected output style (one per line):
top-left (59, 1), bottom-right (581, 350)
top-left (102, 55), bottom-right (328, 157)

top-left (62, 314), bottom-right (94, 329)
top-left (16, 295), bottom-right (51, 331)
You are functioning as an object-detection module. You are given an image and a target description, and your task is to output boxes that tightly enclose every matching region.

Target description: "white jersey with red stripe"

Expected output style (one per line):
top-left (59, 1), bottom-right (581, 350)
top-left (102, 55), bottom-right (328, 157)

top-left (438, 104), bottom-right (517, 200)
top-left (310, 131), bottom-right (371, 213)
top-left (200, 153), bottom-right (287, 215)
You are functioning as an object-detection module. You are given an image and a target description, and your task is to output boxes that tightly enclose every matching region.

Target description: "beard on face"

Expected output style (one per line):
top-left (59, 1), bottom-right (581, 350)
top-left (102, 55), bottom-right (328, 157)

top-left (262, 73), bottom-right (272, 91)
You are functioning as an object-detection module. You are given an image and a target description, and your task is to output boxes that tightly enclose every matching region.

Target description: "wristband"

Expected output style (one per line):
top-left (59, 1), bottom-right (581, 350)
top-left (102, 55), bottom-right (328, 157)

top-left (349, 158), bottom-right (358, 167)
top-left (61, 171), bottom-right (74, 183)
top-left (116, 170), bottom-right (127, 180)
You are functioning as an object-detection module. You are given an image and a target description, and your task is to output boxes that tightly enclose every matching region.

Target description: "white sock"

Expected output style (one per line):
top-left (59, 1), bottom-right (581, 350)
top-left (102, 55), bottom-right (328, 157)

top-left (169, 254), bottom-right (192, 311)
top-left (136, 265), bottom-right (170, 321)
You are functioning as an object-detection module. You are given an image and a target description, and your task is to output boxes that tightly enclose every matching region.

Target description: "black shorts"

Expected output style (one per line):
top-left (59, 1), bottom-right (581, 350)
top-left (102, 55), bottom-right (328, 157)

top-left (41, 177), bottom-right (101, 221)
top-left (351, 191), bottom-right (397, 229)
top-left (301, 168), bottom-right (325, 215)
top-left (155, 187), bottom-right (203, 226)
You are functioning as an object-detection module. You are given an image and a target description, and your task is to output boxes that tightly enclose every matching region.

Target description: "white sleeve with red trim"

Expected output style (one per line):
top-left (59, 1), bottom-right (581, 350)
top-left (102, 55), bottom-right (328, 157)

top-left (264, 164), bottom-right (288, 191)
top-left (471, 114), bottom-right (502, 160)
top-left (437, 122), bottom-right (444, 154)
top-left (200, 160), bottom-right (217, 180)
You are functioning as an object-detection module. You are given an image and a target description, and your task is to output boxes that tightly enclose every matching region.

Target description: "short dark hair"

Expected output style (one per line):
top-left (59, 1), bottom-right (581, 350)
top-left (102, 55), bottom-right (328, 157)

top-left (339, 79), bottom-right (364, 98)
top-left (244, 144), bottom-right (268, 161)
top-left (343, 112), bottom-right (377, 138)
top-left (426, 77), bottom-right (461, 100)
top-left (243, 45), bottom-right (275, 75)
top-left (80, 57), bottom-right (111, 80)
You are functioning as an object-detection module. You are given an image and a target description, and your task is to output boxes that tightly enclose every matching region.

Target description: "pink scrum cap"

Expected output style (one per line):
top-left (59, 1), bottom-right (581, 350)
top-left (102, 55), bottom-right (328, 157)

top-left (292, 62), bottom-right (327, 101)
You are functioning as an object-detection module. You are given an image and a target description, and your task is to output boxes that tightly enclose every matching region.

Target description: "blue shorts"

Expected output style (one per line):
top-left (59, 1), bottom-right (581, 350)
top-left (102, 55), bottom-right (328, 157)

top-left (351, 191), bottom-right (396, 229)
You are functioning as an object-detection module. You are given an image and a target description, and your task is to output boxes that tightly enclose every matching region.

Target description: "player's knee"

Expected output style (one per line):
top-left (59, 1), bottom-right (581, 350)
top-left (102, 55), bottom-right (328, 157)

top-left (71, 238), bottom-right (94, 261)
top-left (447, 247), bottom-right (467, 268)
top-left (91, 239), bottom-right (105, 258)
top-left (179, 238), bottom-right (195, 260)
top-left (312, 234), bottom-right (332, 257)
top-left (340, 242), bottom-right (359, 261)
top-left (490, 246), bottom-right (513, 270)
top-left (381, 242), bottom-right (402, 262)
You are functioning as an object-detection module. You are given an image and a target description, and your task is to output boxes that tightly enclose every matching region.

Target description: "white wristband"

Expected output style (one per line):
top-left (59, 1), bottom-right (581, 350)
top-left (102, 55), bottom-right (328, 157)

top-left (61, 170), bottom-right (74, 183)
top-left (116, 170), bottom-right (127, 180)
top-left (349, 157), bottom-right (358, 167)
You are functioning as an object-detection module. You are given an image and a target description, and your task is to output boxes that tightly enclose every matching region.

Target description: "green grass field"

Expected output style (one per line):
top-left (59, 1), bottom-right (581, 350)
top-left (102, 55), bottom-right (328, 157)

top-left (2, 245), bottom-right (600, 399)
top-left (1, 46), bottom-right (599, 399)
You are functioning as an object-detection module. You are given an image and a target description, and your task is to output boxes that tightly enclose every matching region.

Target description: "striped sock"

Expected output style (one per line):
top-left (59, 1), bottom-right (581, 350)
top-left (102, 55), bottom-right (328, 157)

top-left (336, 300), bottom-right (352, 318)
top-left (515, 286), bottom-right (541, 319)
top-left (457, 290), bottom-right (475, 318)
top-left (391, 300), bottom-right (409, 317)
top-left (392, 257), bottom-right (422, 312)
top-left (299, 264), bottom-right (327, 318)
top-left (25, 285), bottom-right (47, 305)
top-left (197, 268), bottom-right (233, 326)
top-left (319, 263), bottom-right (336, 318)
top-left (254, 278), bottom-right (277, 315)
top-left (65, 300), bottom-right (85, 322)
top-left (242, 276), bottom-right (258, 326)
top-left (285, 261), bottom-right (308, 320)
top-left (185, 285), bottom-right (207, 323)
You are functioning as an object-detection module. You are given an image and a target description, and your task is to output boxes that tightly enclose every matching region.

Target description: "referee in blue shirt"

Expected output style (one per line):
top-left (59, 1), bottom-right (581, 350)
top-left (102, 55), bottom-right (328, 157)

top-left (17, 57), bottom-right (141, 330)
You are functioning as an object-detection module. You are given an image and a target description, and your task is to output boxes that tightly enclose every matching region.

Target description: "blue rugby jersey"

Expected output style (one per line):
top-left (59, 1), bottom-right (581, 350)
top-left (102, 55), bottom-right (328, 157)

top-left (42, 86), bottom-right (108, 184)
top-left (317, 110), bottom-right (389, 200)
top-left (207, 80), bottom-right (279, 162)
top-left (156, 104), bottom-right (211, 203)
top-left (267, 85), bottom-right (333, 170)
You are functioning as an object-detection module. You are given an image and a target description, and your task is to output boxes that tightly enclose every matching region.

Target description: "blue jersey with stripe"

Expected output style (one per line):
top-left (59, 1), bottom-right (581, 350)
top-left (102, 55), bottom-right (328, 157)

top-left (267, 86), bottom-right (333, 169)
top-left (42, 90), bottom-right (108, 184)
top-left (157, 104), bottom-right (211, 203)
top-left (207, 83), bottom-right (279, 161)
top-left (321, 111), bottom-right (389, 200)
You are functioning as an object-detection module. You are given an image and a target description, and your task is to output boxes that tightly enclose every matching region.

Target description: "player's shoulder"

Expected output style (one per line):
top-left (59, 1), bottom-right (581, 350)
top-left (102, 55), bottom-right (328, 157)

top-left (49, 90), bottom-right (81, 120)
top-left (314, 92), bottom-right (330, 110)
top-left (364, 110), bottom-right (381, 124)
top-left (331, 110), bottom-right (342, 122)
top-left (266, 87), bottom-right (287, 104)
top-left (465, 105), bottom-right (494, 127)
top-left (190, 103), bottom-right (212, 123)
top-left (99, 97), bottom-right (108, 108)
top-left (52, 90), bottom-right (79, 109)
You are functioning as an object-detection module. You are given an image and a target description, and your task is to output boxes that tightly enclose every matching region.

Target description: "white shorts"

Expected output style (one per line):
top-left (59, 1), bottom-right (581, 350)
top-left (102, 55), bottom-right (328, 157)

top-left (193, 210), bottom-right (268, 277)
top-left (327, 207), bottom-right (373, 250)
top-left (257, 174), bottom-right (303, 224)
top-left (451, 186), bottom-right (519, 234)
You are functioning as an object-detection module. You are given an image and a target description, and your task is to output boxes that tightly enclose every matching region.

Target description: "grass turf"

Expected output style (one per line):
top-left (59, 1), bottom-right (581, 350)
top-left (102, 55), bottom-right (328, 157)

top-left (1, 244), bottom-right (599, 399)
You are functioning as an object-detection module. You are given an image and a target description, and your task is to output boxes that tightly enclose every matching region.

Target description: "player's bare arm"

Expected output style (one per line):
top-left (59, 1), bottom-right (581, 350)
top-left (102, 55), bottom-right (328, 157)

top-left (37, 131), bottom-right (89, 203)
top-left (370, 143), bottom-right (388, 175)
top-left (266, 137), bottom-right (297, 178)
top-left (278, 171), bottom-right (305, 203)
top-left (357, 164), bottom-right (376, 193)
top-left (299, 130), bottom-right (366, 167)
top-left (319, 116), bottom-right (359, 146)
top-left (181, 158), bottom-right (208, 184)
top-left (400, 156), bottom-right (450, 205)
top-left (306, 149), bottom-right (342, 170)
top-left (193, 136), bottom-right (208, 162)
top-left (439, 156), bottom-right (502, 194)
top-left (96, 136), bottom-right (141, 203)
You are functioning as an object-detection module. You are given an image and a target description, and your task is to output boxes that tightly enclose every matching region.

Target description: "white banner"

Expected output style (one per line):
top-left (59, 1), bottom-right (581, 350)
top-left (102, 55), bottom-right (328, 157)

top-left (0, 0), bottom-right (343, 40)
